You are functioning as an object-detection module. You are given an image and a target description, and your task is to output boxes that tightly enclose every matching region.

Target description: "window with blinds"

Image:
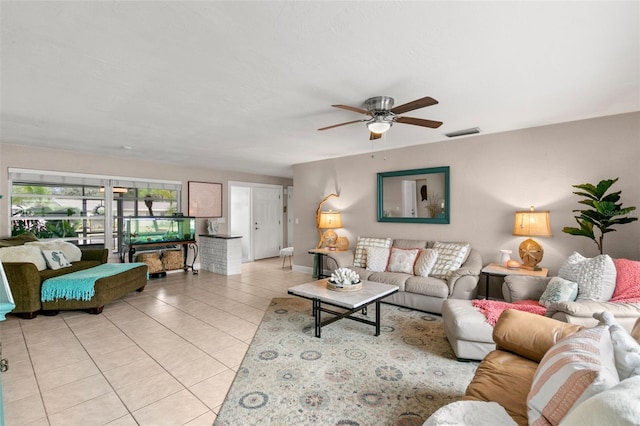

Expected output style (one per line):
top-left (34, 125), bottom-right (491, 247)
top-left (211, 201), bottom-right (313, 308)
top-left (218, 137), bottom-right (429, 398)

top-left (9, 168), bottom-right (181, 252)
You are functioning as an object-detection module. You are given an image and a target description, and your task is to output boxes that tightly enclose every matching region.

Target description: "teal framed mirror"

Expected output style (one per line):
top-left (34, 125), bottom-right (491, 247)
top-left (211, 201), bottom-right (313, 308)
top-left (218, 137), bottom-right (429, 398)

top-left (377, 166), bottom-right (450, 223)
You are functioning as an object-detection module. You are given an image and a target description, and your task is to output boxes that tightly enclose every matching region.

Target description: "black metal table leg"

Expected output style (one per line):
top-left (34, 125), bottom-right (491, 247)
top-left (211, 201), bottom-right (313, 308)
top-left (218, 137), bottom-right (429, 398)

top-left (375, 299), bottom-right (381, 336)
top-left (313, 298), bottom-right (321, 338)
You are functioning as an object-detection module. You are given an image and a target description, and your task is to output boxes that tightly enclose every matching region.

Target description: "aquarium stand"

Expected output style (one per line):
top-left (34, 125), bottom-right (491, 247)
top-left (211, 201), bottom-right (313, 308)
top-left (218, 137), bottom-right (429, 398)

top-left (121, 240), bottom-right (199, 275)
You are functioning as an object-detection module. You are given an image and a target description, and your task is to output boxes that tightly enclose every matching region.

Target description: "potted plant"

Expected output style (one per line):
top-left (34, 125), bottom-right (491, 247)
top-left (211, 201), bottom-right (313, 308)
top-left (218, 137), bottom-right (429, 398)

top-left (562, 178), bottom-right (637, 254)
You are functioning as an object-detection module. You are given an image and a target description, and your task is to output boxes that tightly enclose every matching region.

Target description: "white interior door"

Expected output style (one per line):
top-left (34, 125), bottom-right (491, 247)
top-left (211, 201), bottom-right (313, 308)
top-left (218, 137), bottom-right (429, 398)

top-left (230, 185), bottom-right (252, 262)
top-left (252, 186), bottom-right (282, 260)
top-left (287, 186), bottom-right (294, 248)
top-left (401, 180), bottom-right (417, 217)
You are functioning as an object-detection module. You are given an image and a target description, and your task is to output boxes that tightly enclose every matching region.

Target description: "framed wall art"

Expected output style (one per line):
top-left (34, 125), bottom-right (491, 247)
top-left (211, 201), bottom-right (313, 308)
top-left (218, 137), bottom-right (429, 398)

top-left (188, 181), bottom-right (222, 218)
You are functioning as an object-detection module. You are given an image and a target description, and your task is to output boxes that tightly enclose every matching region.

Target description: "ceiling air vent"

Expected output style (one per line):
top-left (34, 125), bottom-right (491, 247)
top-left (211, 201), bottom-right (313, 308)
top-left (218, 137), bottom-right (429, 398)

top-left (445, 127), bottom-right (480, 138)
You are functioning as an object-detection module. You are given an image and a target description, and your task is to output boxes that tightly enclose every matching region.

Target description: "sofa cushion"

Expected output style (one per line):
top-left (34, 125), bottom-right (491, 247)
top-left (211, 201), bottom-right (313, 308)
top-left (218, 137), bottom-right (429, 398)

top-left (539, 277), bottom-right (578, 308)
top-left (353, 237), bottom-right (392, 268)
top-left (611, 258), bottom-right (640, 302)
top-left (387, 247), bottom-right (420, 274)
top-left (392, 239), bottom-right (428, 249)
top-left (527, 325), bottom-right (619, 426)
top-left (425, 400), bottom-right (518, 426)
top-left (38, 260), bottom-right (102, 281)
top-left (365, 247), bottom-right (390, 272)
top-left (367, 271), bottom-right (412, 291)
top-left (42, 250), bottom-right (72, 270)
top-left (558, 252), bottom-right (616, 301)
top-left (558, 376), bottom-right (640, 426)
top-left (0, 245), bottom-right (47, 271)
top-left (414, 248), bottom-right (438, 277)
top-left (431, 242), bottom-right (470, 279)
top-left (0, 233), bottom-right (39, 247)
top-left (405, 276), bottom-right (449, 299)
top-left (464, 350), bottom-right (539, 426)
top-left (27, 240), bottom-right (83, 262)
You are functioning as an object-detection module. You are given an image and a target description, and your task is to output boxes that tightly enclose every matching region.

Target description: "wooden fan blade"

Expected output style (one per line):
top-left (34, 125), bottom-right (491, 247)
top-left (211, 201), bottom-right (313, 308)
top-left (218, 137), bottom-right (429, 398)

top-left (390, 96), bottom-right (438, 115)
top-left (332, 104), bottom-right (371, 115)
top-left (370, 132), bottom-right (382, 140)
top-left (318, 119), bottom-right (365, 131)
top-left (395, 116), bottom-right (443, 128)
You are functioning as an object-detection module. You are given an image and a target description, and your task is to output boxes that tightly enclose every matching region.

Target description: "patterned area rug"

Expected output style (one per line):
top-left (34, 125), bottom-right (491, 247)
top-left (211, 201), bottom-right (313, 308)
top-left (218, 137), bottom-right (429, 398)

top-left (215, 297), bottom-right (478, 426)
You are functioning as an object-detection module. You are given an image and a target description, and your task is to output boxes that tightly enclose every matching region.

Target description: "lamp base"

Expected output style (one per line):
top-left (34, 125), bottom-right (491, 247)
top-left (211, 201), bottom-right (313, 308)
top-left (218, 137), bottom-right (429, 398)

top-left (520, 264), bottom-right (543, 271)
top-left (322, 229), bottom-right (338, 248)
top-left (518, 237), bottom-right (544, 270)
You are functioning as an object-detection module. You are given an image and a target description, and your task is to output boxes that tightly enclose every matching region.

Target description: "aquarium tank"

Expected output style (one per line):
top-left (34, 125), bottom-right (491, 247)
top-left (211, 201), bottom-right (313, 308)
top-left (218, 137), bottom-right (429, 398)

top-left (123, 216), bottom-right (196, 245)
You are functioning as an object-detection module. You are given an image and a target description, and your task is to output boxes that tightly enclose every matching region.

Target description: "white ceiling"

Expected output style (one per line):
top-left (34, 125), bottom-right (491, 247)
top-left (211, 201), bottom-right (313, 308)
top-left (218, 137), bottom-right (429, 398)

top-left (1, 1), bottom-right (638, 178)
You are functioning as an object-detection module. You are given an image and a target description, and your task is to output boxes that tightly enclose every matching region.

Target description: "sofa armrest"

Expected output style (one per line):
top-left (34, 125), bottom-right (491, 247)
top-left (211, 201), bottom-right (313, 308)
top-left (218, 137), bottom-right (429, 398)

top-left (2, 262), bottom-right (43, 313)
top-left (447, 249), bottom-right (482, 296)
top-left (81, 248), bottom-right (108, 263)
top-left (502, 275), bottom-right (550, 302)
top-left (545, 301), bottom-right (640, 331)
top-left (324, 250), bottom-right (354, 270)
top-left (493, 309), bottom-right (583, 363)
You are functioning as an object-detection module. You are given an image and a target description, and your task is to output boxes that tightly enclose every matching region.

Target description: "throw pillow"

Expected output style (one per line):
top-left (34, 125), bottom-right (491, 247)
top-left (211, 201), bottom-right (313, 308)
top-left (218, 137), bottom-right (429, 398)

top-left (610, 258), bottom-right (640, 302)
top-left (527, 326), bottom-right (620, 426)
top-left (414, 248), bottom-right (438, 277)
top-left (353, 237), bottom-right (392, 268)
top-left (558, 376), bottom-right (640, 426)
top-left (26, 240), bottom-right (83, 262)
top-left (558, 252), bottom-right (616, 301)
top-left (539, 277), bottom-right (579, 308)
top-left (593, 311), bottom-right (640, 380)
top-left (387, 247), bottom-right (420, 274)
top-left (430, 242), bottom-right (470, 279)
top-left (365, 247), bottom-right (390, 272)
top-left (0, 245), bottom-right (47, 271)
top-left (42, 249), bottom-right (72, 270)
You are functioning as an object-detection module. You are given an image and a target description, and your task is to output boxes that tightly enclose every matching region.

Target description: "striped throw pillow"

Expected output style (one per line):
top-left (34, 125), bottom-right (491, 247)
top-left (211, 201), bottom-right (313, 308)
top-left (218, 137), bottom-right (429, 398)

top-left (430, 242), bottom-right (470, 279)
top-left (527, 326), bottom-right (619, 426)
top-left (353, 237), bottom-right (392, 268)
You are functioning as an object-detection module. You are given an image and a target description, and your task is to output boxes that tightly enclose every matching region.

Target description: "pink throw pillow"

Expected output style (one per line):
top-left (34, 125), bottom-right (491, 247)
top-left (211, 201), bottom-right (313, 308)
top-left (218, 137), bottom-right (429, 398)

top-left (387, 247), bottom-right (420, 274)
top-left (611, 258), bottom-right (640, 302)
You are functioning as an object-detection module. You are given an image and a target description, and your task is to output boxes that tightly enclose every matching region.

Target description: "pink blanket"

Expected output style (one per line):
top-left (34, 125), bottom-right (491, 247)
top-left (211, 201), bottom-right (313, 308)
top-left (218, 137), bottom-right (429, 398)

top-left (472, 299), bottom-right (546, 326)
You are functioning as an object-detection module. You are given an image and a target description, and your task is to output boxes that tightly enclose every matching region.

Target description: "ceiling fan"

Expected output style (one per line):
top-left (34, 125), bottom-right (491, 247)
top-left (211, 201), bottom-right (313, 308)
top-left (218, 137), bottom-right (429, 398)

top-left (318, 96), bottom-right (443, 140)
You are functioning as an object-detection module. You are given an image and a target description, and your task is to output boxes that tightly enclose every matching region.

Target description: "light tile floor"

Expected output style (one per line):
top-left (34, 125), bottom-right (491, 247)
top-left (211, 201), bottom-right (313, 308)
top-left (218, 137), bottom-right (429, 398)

top-left (1, 257), bottom-right (311, 425)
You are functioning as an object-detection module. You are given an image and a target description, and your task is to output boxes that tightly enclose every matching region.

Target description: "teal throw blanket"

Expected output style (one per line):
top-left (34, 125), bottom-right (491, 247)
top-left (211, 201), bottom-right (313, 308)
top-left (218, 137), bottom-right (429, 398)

top-left (41, 263), bottom-right (148, 302)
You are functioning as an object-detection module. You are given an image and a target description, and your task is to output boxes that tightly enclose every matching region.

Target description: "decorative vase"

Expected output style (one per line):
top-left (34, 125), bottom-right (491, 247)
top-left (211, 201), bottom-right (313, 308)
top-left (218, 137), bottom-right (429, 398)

top-left (499, 249), bottom-right (512, 266)
top-left (336, 236), bottom-right (349, 251)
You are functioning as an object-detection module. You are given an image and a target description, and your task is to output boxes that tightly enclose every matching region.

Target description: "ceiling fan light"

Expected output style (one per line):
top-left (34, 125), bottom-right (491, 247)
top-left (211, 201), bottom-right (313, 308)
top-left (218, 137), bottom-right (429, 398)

top-left (367, 120), bottom-right (391, 134)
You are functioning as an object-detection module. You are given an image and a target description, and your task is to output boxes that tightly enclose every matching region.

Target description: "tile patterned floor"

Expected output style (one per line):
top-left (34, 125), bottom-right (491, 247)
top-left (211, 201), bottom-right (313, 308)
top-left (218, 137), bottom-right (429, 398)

top-left (1, 257), bottom-right (311, 425)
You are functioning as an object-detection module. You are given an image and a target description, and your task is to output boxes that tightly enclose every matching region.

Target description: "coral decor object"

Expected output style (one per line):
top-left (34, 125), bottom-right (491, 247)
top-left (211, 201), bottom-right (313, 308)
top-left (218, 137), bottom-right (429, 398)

top-left (328, 268), bottom-right (361, 291)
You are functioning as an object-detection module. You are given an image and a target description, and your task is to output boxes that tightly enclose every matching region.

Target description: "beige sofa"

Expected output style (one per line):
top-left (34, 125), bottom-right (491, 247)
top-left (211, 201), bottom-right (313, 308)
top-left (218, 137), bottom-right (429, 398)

top-left (325, 238), bottom-right (482, 314)
top-left (503, 275), bottom-right (640, 331)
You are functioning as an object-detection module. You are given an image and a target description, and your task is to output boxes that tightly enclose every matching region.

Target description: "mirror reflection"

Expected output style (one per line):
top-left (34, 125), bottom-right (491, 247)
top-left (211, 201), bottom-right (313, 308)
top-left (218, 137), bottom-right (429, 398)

top-left (377, 166), bottom-right (450, 223)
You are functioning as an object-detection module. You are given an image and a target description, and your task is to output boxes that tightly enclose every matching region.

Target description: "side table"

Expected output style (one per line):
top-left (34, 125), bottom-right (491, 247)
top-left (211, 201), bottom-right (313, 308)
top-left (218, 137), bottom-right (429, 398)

top-left (480, 263), bottom-right (548, 299)
top-left (308, 248), bottom-right (340, 279)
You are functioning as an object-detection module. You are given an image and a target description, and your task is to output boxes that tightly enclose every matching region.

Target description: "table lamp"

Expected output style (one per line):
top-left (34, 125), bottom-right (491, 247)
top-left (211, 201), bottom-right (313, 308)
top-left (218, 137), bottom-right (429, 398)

top-left (318, 210), bottom-right (343, 249)
top-left (512, 206), bottom-right (552, 270)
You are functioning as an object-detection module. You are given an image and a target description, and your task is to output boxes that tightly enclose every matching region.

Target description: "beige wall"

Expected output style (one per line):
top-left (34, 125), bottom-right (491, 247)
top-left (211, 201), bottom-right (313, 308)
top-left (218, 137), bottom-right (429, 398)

top-left (293, 112), bottom-right (640, 276)
top-left (0, 143), bottom-right (293, 248)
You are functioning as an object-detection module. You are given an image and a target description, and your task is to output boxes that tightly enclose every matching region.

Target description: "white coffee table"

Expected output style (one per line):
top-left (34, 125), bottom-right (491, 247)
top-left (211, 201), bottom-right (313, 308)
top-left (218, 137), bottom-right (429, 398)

top-left (287, 279), bottom-right (399, 338)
